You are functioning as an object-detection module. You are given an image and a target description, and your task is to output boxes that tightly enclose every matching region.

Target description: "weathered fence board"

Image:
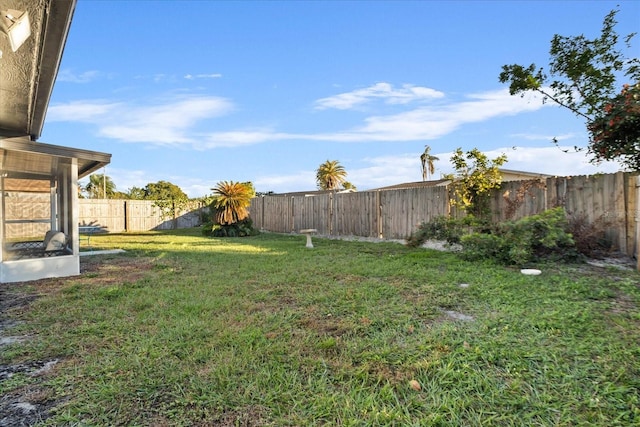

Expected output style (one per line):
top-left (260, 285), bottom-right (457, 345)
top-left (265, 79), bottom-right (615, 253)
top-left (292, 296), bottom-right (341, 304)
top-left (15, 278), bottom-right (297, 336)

top-left (77, 199), bottom-right (207, 232)
top-left (332, 191), bottom-right (380, 238)
top-left (125, 200), bottom-right (164, 231)
top-left (294, 194), bottom-right (332, 234)
top-left (248, 197), bottom-right (264, 230)
top-left (79, 199), bottom-right (125, 232)
top-left (379, 187), bottom-right (449, 239)
top-left (545, 173), bottom-right (628, 253)
top-left (251, 196), bottom-right (291, 233)
top-left (492, 180), bottom-right (547, 222)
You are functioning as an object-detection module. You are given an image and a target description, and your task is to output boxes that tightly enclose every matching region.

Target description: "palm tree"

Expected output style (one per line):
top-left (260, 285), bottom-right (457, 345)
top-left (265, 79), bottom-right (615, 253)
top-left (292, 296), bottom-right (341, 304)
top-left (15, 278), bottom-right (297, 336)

top-left (84, 173), bottom-right (116, 198)
top-left (211, 181), bottom-right (253, 225)
top-left (420, 145), bottom-right (439, 181)
top-left (316, 160), bottom-right (347, 190)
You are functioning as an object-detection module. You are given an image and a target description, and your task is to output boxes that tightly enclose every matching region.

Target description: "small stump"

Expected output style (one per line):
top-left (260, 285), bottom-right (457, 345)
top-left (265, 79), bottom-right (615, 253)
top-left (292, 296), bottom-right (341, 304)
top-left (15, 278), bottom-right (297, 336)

top-left (299, 229), bottom-right (318, 248)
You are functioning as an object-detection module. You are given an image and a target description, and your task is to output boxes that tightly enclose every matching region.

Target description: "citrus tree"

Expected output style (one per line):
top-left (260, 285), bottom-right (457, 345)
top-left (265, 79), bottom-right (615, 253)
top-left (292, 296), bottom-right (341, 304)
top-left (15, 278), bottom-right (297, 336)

top-left (444, 148), bottom-right (507, 219)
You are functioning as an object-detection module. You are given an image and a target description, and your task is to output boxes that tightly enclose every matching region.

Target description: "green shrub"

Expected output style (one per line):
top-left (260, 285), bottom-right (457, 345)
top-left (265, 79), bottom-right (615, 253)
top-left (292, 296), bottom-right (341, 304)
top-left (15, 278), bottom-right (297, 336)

top-left (201, 221), bottom-right (215, 236)
top-left (458, 232), bottom-right (503, 260)
top-left (460, 207), bottom-right (580, 265)
top-left (406, 215), bottom-right (488, 247)
top-left (202, 217), bottom-right (259, 238)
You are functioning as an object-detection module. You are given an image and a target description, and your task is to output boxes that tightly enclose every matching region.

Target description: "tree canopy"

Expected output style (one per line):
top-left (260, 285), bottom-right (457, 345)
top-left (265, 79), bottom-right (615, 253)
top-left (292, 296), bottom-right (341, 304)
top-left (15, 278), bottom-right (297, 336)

top-left (588, 83), bottom-right (640, 170)
top-left (316, 160), bottom-right (348, 190)
top-left (126, 186), bottom-right (146, 200)
top-left (498, 8), bottom-right (640, 170)
top-left (142, 181), bottom-right (188, 201)
top-left (84, 173), bottom-right (116, 199)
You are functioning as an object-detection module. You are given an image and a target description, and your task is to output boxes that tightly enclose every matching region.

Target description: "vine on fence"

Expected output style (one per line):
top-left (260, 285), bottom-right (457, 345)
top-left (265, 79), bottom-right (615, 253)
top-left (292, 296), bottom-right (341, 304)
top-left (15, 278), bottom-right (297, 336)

top-left (502, 180), bottom-right (546, 220)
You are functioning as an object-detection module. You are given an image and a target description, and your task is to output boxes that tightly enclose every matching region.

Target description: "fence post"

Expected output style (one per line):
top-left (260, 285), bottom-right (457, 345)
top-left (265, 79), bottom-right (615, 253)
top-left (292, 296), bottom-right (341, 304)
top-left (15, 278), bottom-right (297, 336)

top-left (261, 196), bottom-right (265, 231)
top-left (329, 192), bottom-right (334, 235)
top-left (290, 196), bottom-right (294, 233)
top-left (636, 176), bottom-right (640, 271)
top-left (172, 201), bottom-right (177, 230)
top-left (376, 190), bottom-right (382, 238)
top-left (124, 200), bottom-right (129, 231)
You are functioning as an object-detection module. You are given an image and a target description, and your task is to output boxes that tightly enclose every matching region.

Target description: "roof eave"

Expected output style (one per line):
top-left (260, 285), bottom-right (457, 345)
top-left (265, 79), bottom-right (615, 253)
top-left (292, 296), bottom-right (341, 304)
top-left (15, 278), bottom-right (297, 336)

top-left (0, 137), bottom-right (111, 179)
top-left (29, 0), bottom-right (77, 141)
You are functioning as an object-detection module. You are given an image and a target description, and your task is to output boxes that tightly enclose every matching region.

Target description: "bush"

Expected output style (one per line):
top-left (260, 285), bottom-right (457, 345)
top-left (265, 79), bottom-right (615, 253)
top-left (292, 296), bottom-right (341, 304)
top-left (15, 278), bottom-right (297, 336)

top-left (203, 217), bottom-right (259, 238)
top-left (458, 233), bottom-right (503, 260)
top-left (460, 207), bottom-right (580, 265)
top-left (406, 216), bottom-right (488, 247)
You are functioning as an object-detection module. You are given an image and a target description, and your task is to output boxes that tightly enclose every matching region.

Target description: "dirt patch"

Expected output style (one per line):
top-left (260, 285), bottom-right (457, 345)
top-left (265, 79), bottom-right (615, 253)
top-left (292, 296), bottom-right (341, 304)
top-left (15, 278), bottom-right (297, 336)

top-left (0, 255), bottom-right (156, 426)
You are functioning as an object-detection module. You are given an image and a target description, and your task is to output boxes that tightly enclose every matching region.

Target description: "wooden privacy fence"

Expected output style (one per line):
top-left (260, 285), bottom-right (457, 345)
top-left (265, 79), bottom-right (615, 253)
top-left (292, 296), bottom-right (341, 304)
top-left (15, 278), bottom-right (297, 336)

top-left (250, 172), bottom-right (638, 257)
top-left (79, 199), bottom-right (207, 232)
top-left (74, 172), bottom-right (637, 257)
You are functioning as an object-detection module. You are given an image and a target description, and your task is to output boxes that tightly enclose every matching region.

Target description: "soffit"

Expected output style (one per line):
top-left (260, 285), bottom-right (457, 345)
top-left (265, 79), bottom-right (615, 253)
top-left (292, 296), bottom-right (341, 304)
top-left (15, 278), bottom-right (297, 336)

top-left (0, 0), bottom-right (76, 140)
top-left (0, 137), bottom-right (111, 180)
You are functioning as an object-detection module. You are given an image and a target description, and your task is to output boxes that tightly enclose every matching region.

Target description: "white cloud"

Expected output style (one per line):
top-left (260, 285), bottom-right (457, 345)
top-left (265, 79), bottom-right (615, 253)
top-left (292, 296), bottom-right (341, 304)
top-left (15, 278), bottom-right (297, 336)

top-left (47, 100), bottom-right (123, 122)
top-left (255, 171), bottom-right (317, 193)
top-left (48, 87), bottom-right (549, 149)
top-left (51, 96), bottom-right (234, 145)
top-left (199, 130), bottom-right (290, 148)
top-left (485, 146), bottom-right (624, 176)
top-left (314, 82), bottom-right (445, 110)
top-left (57, 69), bottom-right (100, 83)
top-left (310, 88), bottom-right (548, 142)
top-left (155, 74), bottom-right (183, 83)
top-left (184, 73), bottom-right (223, 80)
top-left (189, 88), bottom-right (551, 146)
top-left (349, 154), bottom-right (430, 188)
top-left (99, 97), bottom-right (233, 144)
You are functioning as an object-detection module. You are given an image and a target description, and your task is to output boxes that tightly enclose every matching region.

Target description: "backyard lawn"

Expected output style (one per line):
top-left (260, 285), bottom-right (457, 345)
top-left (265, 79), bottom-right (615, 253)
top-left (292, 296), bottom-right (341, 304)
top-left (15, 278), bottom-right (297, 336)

top-left (1, 228), bottom-right (639, 426)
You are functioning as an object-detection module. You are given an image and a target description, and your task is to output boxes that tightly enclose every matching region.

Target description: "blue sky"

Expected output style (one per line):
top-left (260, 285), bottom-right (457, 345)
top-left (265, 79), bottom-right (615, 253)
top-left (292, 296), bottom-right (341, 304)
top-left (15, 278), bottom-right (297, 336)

top-left (42, 0), bottom-right (640, 198)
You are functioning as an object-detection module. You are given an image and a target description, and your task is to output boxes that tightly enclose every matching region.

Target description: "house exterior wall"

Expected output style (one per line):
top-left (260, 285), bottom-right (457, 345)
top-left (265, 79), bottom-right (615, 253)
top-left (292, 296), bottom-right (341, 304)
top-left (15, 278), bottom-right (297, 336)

top-left (0, 255), bottom-right (79, 283)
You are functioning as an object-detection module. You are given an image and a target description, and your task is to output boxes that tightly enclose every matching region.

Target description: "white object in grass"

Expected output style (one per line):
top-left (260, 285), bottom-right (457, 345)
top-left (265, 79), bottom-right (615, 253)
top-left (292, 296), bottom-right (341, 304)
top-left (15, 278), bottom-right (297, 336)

top-left (300, 229), bottom-right (318, 248)
top-left (520, 269), bottom-right (542, 275)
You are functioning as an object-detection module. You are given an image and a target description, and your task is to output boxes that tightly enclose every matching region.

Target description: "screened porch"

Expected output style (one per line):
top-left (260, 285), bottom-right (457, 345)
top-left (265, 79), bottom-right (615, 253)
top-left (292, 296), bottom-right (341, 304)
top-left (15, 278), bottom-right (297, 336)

top-left (0, 137), bottom-right (110, 283)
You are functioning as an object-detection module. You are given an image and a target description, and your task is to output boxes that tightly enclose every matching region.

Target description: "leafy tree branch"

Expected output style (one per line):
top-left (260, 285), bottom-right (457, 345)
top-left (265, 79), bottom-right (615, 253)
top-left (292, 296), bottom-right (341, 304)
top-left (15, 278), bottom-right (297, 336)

top-left (498, 8), bottom-right (640, 170)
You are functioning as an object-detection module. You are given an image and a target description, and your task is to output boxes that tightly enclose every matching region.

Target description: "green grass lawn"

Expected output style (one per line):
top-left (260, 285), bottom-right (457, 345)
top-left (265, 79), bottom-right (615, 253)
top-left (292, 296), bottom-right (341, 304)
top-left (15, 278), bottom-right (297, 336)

top-left (2, 228), bottom-right (639, 426)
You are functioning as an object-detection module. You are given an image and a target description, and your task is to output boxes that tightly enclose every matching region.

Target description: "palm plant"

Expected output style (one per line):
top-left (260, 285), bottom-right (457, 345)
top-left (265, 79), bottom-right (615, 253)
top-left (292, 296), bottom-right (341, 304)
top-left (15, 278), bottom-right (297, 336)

top-left (420, 145), bottom-right (440, 181)
top-left (211, 181), bottom-right (253, 225)
top-left (84, 173), bottom-right (116, 198)
top-left (316, 160), bottom-right (347, 190)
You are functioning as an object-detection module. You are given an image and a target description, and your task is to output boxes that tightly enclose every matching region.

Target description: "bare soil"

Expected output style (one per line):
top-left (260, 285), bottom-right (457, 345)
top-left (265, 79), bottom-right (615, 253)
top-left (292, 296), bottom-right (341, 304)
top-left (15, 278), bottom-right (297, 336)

top-left (0, 256), bottom-right (154, 427)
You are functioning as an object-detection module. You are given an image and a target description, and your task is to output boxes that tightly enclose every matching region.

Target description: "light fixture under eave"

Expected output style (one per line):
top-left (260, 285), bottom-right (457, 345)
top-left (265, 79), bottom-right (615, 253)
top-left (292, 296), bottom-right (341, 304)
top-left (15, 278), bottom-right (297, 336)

top-left (1, 9), bottom-right (31, 52)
